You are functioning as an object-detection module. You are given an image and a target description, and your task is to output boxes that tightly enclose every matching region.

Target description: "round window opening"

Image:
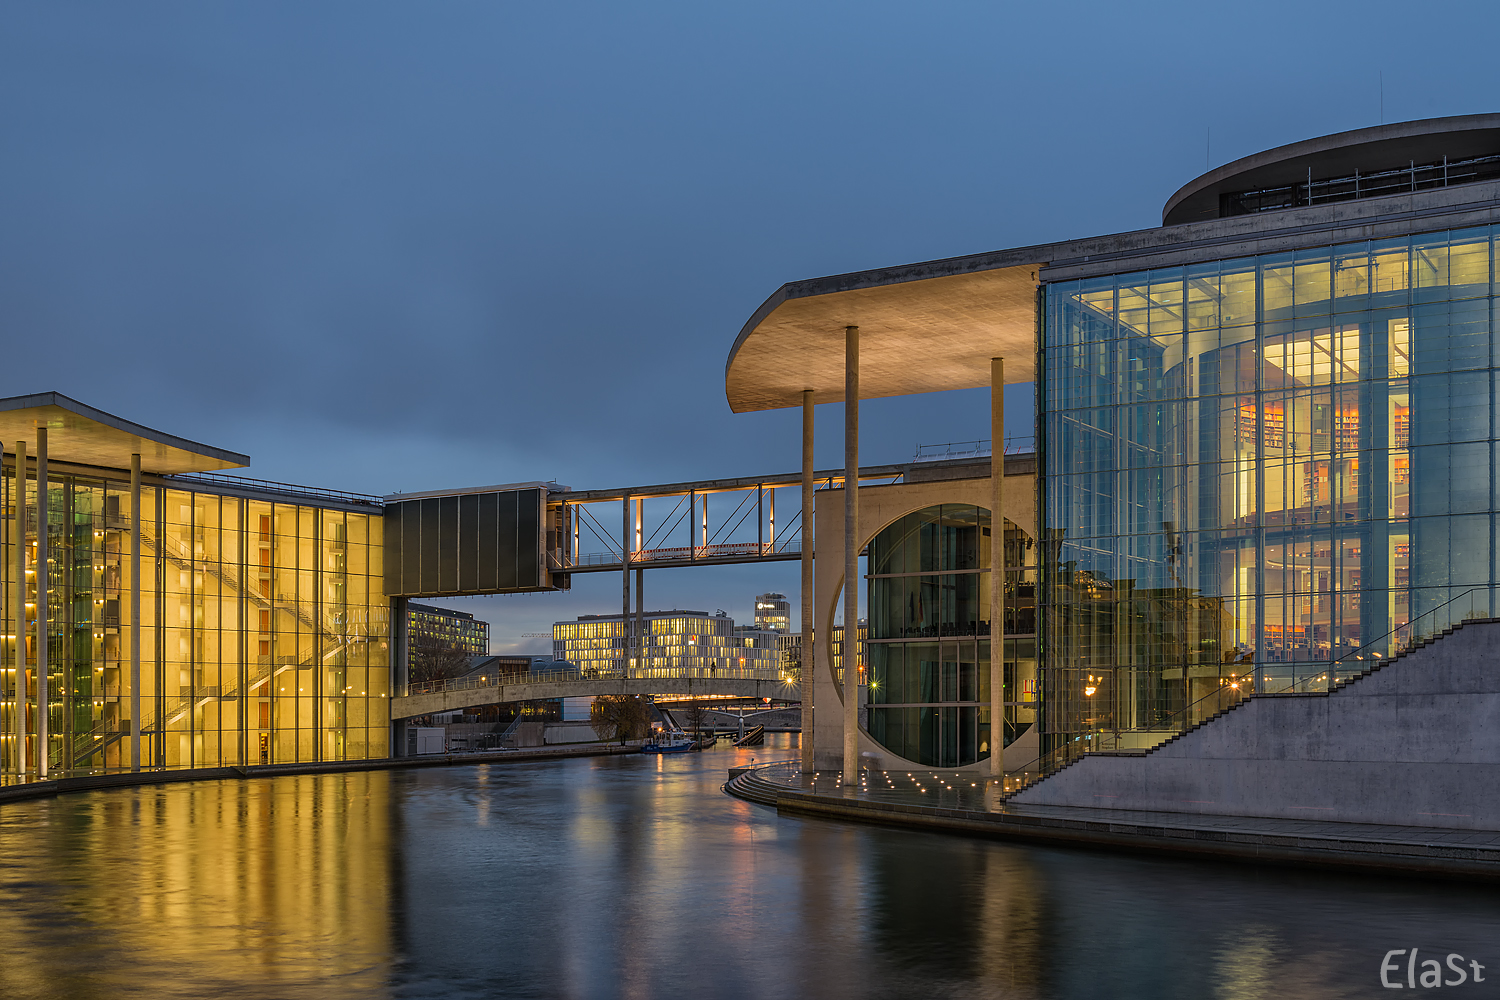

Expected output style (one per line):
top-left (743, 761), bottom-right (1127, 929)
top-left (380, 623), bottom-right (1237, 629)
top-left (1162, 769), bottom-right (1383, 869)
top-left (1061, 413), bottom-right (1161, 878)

top-left (863, 504), bottom-right (1036, 768)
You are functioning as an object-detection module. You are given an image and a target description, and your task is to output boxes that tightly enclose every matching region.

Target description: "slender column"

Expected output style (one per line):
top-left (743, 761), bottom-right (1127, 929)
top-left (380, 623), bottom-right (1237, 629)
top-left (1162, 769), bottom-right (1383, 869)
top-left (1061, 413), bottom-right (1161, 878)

top-left (800, 389), bottom-right (815, 773)
top-left (130, 454), bottom-right (142, 772)
top-left (688, 491), bottom-right (696, 562)
top-left (767, 489), bottom-right (776, 554)
top-left (633, 500), bottom-right (645, 671)
top-left (842, 326), bottom-right (859, 786)
top-left (12, 441), bottom-right (25, 779)
top-left (621, 495), bottom-right (631, 674)
top-left (990, 358), bottom-right (1005, 780)
top-left (757, 486), bottom-right (763, 553)
top-left (35, 428), bottom-right (46, 779)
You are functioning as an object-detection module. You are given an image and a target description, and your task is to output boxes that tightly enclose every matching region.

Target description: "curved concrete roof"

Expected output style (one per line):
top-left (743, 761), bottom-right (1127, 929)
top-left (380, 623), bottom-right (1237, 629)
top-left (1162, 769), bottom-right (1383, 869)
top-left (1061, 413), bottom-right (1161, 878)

top-left (725, 254), bottom-right (1042, 414)
top-left (1163, 113), bottom-right (1500, 226)
top-left (0, 392), bottom-right (249, 474)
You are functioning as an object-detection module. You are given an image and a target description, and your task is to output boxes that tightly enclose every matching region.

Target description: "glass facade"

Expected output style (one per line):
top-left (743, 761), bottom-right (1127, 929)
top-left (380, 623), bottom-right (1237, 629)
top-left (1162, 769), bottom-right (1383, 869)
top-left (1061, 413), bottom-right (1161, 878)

top-left (865, 504), bottom-right (1036, 767)
top-left (1042, 225), bottom-right (1500, 748)
top-left (553, 611), bottom-right (781, 678)
top-left (2, 470), bottom-right (390, 780)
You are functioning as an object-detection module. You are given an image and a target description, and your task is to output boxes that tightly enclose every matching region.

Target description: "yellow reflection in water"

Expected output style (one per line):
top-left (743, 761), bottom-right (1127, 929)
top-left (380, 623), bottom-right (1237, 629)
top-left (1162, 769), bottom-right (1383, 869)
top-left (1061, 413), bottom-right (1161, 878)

top-left (0, 774), bottom-right (392, 1000)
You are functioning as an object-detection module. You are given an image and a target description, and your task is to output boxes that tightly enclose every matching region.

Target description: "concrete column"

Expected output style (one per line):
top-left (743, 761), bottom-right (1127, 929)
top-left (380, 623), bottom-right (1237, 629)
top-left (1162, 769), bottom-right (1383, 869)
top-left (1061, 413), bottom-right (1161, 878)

top-left (843, 326), bottom-right (859, 786)
top-left (800, 389), bottom-right (815, 773)
top-left (766, 488), bottom-right (775, 555)
top-left (990, 358), bottom-right (1005, 780)
top-left (35, 428), bottom-right (46, 779)
top-left (390, 595), bottom-right (409, 756)
top-left (634, 498), bottom-right (644, 673)
top-left (621, 495), bottom-right (631, 674)
top-left (12, 441), bottom-right (25, 779)
top-left (131, 454), bottom-right (142, 772)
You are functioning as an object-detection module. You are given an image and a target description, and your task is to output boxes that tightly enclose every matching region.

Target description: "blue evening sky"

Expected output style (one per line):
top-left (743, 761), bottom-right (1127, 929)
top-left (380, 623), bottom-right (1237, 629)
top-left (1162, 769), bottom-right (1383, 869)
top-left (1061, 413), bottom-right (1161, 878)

top-left (2, 1), bottom-right (1495, 648)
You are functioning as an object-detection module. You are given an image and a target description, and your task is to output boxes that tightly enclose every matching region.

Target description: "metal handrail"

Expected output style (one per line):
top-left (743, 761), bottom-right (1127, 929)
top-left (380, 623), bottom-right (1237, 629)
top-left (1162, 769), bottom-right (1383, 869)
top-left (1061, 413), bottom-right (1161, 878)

top-left (1329, 586), bottom-right (1488, 676)
top-left (912, 436), bottom-right (1037, 462)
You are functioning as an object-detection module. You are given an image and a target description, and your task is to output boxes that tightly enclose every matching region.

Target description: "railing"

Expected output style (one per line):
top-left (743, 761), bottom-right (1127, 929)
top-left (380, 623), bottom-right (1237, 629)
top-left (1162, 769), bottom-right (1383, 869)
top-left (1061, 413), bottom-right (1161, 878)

top-left (1011, 586), bottom-right (1494, 795)
top-left (1328, 586), bottom-right (1489, 681)
top-left (570, 539), bottom-right (800, 567)
top-left (400, 664), bottom-right (794, 698)
top-left (912, 437), bottom-right (1036, 463)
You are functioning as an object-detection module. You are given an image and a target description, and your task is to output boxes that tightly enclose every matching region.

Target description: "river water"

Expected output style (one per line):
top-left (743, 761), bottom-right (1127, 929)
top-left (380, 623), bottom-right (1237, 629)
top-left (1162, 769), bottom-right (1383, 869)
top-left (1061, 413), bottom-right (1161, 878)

top-left (0, 735), bottom-right (1496, 1000)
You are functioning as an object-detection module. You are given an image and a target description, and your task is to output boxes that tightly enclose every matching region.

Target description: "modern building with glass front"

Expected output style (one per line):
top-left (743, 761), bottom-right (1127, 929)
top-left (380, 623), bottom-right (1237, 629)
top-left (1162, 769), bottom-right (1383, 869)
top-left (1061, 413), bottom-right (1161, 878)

top-left (1, 394), bottom-right (389, 781)
top-left (725, 113), bottom-right (1500, 778)
top-left (10, 114), bottom-right (1499, 791)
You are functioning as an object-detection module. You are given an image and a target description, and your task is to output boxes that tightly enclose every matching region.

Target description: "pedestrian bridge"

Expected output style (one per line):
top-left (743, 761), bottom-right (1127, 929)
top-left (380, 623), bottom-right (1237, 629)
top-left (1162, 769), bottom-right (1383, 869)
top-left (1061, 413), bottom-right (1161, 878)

top-left (390, 667), bottom-right (801, 720)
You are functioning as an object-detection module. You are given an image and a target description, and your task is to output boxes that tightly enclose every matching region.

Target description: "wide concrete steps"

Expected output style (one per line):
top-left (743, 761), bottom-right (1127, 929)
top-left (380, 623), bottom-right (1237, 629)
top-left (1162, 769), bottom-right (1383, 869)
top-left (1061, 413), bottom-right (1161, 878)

top-left (1006, 616), bottom-right (1500, 802)
top-left (724, 765), bottom-right (788, 807)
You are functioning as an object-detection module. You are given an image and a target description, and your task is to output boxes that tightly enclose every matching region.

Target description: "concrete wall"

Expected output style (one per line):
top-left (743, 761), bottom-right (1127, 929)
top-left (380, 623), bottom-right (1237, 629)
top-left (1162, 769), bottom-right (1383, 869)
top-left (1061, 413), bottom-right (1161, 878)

top-left (812, 469), bottom-right (1036, 774)
top-left (1012, 621), bottom-right (1500, 831)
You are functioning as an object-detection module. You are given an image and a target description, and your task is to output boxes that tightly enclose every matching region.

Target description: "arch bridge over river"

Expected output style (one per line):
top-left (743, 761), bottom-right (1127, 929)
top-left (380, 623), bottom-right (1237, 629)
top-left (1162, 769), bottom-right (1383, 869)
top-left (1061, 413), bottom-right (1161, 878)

top-left (390, 667), bottom-right (799, 720)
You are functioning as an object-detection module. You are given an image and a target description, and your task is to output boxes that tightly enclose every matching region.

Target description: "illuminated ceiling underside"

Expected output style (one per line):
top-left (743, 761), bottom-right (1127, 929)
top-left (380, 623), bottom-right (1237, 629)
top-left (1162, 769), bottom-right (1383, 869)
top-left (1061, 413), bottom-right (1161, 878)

top-left (0, 392), bottom-right (249, 475)
top-left (725, 264), bottom-right (1042, 414)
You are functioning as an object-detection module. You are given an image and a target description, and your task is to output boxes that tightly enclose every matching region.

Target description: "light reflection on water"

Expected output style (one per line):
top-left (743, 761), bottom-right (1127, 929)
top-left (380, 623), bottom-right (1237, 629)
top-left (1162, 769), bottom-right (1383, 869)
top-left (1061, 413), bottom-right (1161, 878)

top-left (1, 733), bottom-right (1497, 999)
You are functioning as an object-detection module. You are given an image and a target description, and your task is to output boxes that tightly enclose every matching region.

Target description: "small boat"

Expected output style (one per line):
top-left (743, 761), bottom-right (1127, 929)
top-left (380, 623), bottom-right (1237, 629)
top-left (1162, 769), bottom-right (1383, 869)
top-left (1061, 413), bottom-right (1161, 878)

top-left (641, 730), bottom-right (697, 754)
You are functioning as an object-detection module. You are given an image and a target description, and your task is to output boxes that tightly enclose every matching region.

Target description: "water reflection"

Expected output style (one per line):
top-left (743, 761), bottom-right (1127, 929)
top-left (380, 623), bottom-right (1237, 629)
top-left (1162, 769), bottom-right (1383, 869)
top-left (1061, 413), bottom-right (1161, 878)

top-left (0, 735), bottom-right (1496, 999)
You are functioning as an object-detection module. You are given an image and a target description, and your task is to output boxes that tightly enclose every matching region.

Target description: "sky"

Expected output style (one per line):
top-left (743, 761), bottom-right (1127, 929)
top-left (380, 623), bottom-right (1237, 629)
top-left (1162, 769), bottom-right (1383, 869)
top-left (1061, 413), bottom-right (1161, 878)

top-left (3, 0), bottom-right (1498, 652)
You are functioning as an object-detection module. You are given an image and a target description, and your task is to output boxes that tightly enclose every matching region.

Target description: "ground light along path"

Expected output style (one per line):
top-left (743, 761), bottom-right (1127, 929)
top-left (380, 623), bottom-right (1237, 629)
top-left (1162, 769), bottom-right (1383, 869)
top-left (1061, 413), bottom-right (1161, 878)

top-left (0, 736), bottom-right (1495, 1000)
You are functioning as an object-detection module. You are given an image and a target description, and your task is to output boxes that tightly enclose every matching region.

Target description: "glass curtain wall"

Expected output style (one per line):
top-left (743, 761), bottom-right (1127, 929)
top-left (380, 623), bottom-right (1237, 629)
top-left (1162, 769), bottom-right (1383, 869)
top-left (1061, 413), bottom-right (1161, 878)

top-left (865, 504), bottom-right (1036, 767)
top-left (553, 613), bottom-right (780, 678)
top-left (2, 471), bottom-right (389, 781)
top-left (1042, 226), bottom-right (1500, 750)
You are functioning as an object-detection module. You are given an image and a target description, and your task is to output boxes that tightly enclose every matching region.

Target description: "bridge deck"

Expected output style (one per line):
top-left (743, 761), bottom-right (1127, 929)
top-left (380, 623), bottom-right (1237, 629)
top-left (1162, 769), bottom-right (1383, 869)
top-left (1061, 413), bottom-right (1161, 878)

top-left (391, 670), bottom-right (801, 719)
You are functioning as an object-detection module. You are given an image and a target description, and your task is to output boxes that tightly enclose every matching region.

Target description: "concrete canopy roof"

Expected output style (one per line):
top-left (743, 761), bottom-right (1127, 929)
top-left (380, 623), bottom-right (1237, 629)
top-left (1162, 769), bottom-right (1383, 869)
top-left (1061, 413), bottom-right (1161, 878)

top-left (0, 392), bottom-right (249, 474)
top-left (725, 260), bottom-right (1042, 414)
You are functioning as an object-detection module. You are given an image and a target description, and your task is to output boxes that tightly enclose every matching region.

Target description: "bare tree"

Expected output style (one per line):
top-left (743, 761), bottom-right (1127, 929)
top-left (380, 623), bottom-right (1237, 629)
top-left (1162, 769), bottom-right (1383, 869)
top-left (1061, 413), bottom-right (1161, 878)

top-left (590, 695), bottom-right (651, 744)
top-left (683, 701), bottom-right (708, 738)
top-left (410, 634), bottom-right (472, 685)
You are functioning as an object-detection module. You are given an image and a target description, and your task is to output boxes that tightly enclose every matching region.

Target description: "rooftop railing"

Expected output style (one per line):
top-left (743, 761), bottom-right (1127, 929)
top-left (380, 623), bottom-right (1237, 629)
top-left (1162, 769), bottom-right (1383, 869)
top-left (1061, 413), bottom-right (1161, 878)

top-left (912, 437), bottom-right (1036, 463)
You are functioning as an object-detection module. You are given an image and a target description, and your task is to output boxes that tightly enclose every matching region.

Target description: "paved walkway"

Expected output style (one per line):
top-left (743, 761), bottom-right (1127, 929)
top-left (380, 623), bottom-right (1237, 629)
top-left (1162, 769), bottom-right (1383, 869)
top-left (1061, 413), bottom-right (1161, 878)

top-left (732, 762), bottom-right (1500, 879)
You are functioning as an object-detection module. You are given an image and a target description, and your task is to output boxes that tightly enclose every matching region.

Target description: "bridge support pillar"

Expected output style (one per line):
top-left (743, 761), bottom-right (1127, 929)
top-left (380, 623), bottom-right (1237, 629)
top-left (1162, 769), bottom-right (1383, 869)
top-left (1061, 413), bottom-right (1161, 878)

top-left (621, 494), bottom-right (631, 673)
top-left (801, 389), bottom-right (814, 774)
top-left (842, 326), bottom-right (859, 787)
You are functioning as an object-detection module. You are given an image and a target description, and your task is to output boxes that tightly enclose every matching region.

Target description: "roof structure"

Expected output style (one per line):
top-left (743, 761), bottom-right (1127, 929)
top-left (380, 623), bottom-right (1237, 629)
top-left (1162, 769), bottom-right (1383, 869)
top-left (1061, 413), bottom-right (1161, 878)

top-left (724, 258), bottom-right (1043, 414)
top-left (0, 392), bottom-right (249, 475)
top-left (1163, 113), bottom-right (1500, 226)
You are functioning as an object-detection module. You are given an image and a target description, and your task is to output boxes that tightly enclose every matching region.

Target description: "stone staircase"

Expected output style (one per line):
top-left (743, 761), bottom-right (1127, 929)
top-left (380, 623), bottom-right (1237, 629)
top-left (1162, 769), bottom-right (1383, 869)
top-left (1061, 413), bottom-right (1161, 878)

top-left (724, 763), bottom-right (792, 806)
top-left (1003, 617), bottom-right (1498, 802)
